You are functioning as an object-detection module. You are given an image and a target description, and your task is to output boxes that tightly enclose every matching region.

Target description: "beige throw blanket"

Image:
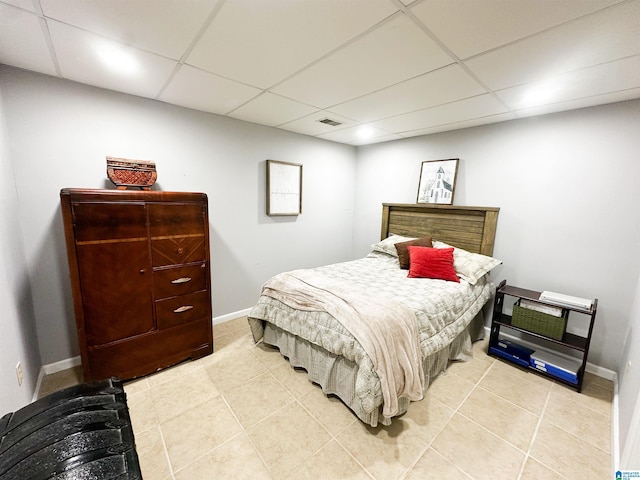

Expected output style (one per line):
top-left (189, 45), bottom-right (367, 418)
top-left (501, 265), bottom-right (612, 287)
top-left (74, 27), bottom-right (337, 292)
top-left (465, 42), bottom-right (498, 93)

top-left (261, 270), bottom-right (424, 417)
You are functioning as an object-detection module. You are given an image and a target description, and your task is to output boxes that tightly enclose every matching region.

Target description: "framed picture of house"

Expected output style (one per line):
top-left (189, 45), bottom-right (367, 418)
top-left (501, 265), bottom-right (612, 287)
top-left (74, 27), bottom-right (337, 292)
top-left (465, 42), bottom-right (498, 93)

top-left (416, 158), bottom-right (459, 204)
top-left (267, 159), bottom-right (302, 215)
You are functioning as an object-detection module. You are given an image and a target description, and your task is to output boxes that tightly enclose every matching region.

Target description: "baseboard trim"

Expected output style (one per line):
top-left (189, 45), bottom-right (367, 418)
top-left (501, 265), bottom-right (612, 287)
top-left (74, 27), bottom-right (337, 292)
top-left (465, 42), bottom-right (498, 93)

top-left (32, 368), bottom-right (45, 403)
top-left (585, 362), bottom-right (617, 382)
top-left (213, 308), bottom-right (252, 325)
top-left (42, 355), bottom-right (82, 375)
top-left (34, 356), bottom-right (82, 402)
top-left (35, 310), bottom-right (252, 400)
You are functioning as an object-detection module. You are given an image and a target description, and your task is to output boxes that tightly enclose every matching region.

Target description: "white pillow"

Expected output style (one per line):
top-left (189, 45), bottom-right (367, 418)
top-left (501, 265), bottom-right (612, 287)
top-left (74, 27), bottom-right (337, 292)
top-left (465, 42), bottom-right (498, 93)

top-left (433, 240), bottom-right (502, 285)
top-left (371, 234), bottom-right (416, 257)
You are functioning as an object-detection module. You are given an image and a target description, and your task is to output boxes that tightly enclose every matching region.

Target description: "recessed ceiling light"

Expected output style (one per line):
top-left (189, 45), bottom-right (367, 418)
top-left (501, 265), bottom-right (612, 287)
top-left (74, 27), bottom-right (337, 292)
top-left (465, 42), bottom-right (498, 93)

top-left (95, 41), bottom-right (140, 76)
top-left (519, 80), bottom-right (562, 108)
top-left (357, 125), bottom-right (374, 140)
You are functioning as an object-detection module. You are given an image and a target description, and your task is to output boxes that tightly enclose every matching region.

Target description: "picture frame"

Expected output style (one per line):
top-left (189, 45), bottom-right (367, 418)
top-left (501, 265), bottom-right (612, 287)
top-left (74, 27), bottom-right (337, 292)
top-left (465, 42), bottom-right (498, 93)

top-left (266, 159), bottom-right (302, 216)
top-left (416, 158), bottom-right (459, 205)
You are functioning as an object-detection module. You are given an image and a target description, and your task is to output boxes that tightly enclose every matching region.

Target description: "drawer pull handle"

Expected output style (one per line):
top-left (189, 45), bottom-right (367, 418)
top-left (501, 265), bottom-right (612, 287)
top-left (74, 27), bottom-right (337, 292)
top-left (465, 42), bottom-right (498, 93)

top-left (171, 277), bottom-right (192, 284)
top-left (174, 305), bottom-right (194, 313)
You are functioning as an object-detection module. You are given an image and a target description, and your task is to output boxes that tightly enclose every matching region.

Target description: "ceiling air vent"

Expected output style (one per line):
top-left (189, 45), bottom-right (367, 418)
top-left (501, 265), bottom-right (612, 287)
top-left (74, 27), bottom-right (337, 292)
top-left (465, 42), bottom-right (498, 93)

top-left (317, 118), bottom-right (343, 127)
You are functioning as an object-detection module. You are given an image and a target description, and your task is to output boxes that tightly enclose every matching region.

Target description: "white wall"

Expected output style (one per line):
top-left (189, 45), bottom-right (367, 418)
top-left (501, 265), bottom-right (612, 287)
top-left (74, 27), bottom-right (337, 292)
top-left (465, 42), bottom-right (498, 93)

top-left (354, 100), bottom-right (640, 373)
top-left (0, 71), bottom-right (41, 412)
top-left (0, 66), bottom-right (356, 367)
top-left (619, 269), bottom-right (640, 468)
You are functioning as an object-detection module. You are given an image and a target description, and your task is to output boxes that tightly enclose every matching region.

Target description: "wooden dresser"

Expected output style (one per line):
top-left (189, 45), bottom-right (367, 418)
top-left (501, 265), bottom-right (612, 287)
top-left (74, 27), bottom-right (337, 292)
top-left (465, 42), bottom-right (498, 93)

top-left (60, 189), bottom-right (213, 382)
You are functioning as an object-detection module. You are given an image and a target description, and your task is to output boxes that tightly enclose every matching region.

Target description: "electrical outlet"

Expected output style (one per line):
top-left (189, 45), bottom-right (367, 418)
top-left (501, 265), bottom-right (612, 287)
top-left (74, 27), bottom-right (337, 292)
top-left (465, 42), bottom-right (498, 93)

top-left (16, 361), bottom-right (23, 386)
top-left (626, 361), bottom-right (632, 375)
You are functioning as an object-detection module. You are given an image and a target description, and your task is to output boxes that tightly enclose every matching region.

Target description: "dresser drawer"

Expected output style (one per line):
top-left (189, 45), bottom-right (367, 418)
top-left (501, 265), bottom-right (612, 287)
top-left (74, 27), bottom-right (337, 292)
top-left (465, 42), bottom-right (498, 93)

top-left (156, 290), bottom-right (210, 329)
top-left (72, 202), bottom-right (148, 242)
top-left (154, 263), bottom-right (207, 299)
top-left (151, 235), bottom-right (205, 267)
top-left (148, 203), bottom-right (205, 237)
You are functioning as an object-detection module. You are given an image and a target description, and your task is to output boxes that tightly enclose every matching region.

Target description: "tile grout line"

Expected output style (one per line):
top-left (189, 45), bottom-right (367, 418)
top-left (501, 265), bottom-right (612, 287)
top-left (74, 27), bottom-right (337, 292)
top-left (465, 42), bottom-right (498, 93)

top-left (287, 395), bottom-right (338, 476)
top-left (332, 435), bottom-right (378, 480)
top-left (148, 376), bottom-right (236, 477)
top-left (543, 388), bottom-right (613, 455)
top-left (514, 383), bottom-right (568, 480)
top-left (401, 354), bottom-right (496, 479)
top-left (154, 348), bottom-right (272, 478)
top-left (214, 342), bottom-right (295, 475)
top-left (259, 330), bottom-right (408, 479)
top-left (218, 378), bottom-right (276, 479)
top-left (250, 326), bottom-right (381, 478)
top-left (156, 423), bottom-right (177, 480)
top-left (267, 366), bottom-right (366, 478)
top-left (263, 352), bottom-right (381, 479)
top-left (445, 359), bottom-right (564, 478)
top-left (234, 367), bottom-right (328, 479)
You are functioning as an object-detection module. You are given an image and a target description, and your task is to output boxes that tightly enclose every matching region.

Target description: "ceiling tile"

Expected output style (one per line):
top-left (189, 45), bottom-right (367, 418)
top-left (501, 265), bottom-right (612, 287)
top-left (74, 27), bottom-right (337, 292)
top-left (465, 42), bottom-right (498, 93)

top-left (187, 0), bottom-right (398, 89)
top-left (0, 4), bottom-right (56, 75)
top-left (496, 55), bottom-right (640, 110)
top-left (278, 110), bottom-right (357, 136)
top-left (399, 112), bottom-right (517, 138)
top-left (48, 21), bottom-right (178, 99)
top-left (464, 0), bottom-right (640, 90)
top-left (228, 93), bottom-right (318, 127)
top-left (371, 94), bottom-right (509, 133)
top-left (318, 125), bottom-right (401, 146)
top-left (411, 0), bottom-right (624, 59)
top-left (272, 14), bottom-right (455, 108)
top-left (159, 64), bottom-right (261, 114)
top-left (329, 64), bottom-right (486, 122)
top-left (40, 0), bottom-right (218, 59)
top-left (2, 0), bottom-right (37, 12)
top-left (358, 133), bottom-right (405, 145)
top-left (513, 88), bottom-right (640, 119)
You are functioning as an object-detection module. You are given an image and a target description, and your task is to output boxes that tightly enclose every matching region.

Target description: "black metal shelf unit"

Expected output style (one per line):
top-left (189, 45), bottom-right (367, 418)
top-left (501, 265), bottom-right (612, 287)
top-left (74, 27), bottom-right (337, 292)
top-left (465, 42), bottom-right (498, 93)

top-left (489, 280), bottom-right (597, 392)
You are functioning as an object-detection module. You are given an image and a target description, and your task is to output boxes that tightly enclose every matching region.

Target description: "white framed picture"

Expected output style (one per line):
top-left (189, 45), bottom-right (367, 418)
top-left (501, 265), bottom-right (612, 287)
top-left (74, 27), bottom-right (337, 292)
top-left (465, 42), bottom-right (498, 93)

top-left (266, 159), bottom-right (302, 216)
top-left (417, 158), bottom-right (459, 205)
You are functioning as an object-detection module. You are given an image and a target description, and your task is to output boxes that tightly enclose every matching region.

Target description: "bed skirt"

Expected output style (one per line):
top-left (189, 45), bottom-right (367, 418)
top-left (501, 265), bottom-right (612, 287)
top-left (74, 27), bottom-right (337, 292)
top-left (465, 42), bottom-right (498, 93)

top-left (258, 307), bottom-right (486, 427)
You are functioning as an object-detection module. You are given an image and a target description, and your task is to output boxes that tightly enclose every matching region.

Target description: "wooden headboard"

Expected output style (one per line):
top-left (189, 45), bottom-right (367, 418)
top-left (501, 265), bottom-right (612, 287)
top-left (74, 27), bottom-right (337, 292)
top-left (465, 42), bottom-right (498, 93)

top-left (381, 203), bottom-right (500, 256)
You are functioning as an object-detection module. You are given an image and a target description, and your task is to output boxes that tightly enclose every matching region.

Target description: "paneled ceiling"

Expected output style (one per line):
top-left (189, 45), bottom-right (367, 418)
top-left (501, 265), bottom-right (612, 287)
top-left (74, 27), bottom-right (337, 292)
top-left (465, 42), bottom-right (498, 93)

top-left (1, 0), bottom-right (639, 146)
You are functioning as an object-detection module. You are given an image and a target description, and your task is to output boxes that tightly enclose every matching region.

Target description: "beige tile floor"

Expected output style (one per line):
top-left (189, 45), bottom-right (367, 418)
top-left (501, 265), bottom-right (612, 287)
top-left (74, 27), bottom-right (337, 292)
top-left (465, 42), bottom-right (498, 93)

top-left (39, 317), bottom-right (614, 480)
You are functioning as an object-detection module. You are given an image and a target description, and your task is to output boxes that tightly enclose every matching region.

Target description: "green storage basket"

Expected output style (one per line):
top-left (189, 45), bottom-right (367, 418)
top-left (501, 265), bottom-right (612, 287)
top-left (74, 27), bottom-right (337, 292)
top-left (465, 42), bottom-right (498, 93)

top-left (511, 300), bottom-right (567, 340)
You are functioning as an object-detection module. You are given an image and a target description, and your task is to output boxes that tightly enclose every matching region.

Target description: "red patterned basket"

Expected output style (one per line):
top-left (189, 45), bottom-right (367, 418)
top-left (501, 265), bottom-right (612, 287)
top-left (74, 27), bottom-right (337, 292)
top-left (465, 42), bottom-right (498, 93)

top-left (106, 156), bottom-right (157, 190)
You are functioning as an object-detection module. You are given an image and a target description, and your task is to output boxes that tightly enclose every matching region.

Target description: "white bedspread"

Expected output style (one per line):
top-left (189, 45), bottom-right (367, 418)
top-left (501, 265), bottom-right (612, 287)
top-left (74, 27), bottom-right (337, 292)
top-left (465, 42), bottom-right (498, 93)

top-left (261, 269), bottom-right (424, 417)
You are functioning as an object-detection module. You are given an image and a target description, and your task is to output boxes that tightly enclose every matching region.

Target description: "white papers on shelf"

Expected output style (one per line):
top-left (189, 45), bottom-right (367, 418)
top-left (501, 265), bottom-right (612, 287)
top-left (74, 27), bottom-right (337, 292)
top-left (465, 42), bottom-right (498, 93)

top-left (540, 291), bottom-right (592, 310)
top-left (519, 299), bottom-right (563, 317)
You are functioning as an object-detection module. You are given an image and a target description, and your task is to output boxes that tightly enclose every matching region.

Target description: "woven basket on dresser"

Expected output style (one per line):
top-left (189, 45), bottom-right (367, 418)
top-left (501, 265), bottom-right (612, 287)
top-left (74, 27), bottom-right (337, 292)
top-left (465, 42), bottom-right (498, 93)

top-left (511, 300), bottom-right (568, 340)
top-left (106, 156), bottom-right (157, 190)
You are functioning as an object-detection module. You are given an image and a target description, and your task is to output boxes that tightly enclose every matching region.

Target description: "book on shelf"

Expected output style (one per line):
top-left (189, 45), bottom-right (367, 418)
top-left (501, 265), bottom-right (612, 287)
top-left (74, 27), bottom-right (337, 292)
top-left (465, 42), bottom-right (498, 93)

top-left (519, 299), bottom-right (563, 317)
top-left (539, 290), bottom-right (592, 310)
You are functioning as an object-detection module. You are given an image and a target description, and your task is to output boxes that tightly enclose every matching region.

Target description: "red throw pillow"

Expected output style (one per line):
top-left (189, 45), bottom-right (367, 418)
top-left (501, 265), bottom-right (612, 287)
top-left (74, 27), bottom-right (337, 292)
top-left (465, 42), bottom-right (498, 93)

top-left (407, 246), bottom-right (459, 282)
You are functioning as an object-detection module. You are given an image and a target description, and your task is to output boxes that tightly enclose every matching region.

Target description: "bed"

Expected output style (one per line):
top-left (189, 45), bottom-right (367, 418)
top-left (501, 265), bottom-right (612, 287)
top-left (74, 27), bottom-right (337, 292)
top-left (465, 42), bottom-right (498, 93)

top-left (248, 203), bottom-right (500, 426)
